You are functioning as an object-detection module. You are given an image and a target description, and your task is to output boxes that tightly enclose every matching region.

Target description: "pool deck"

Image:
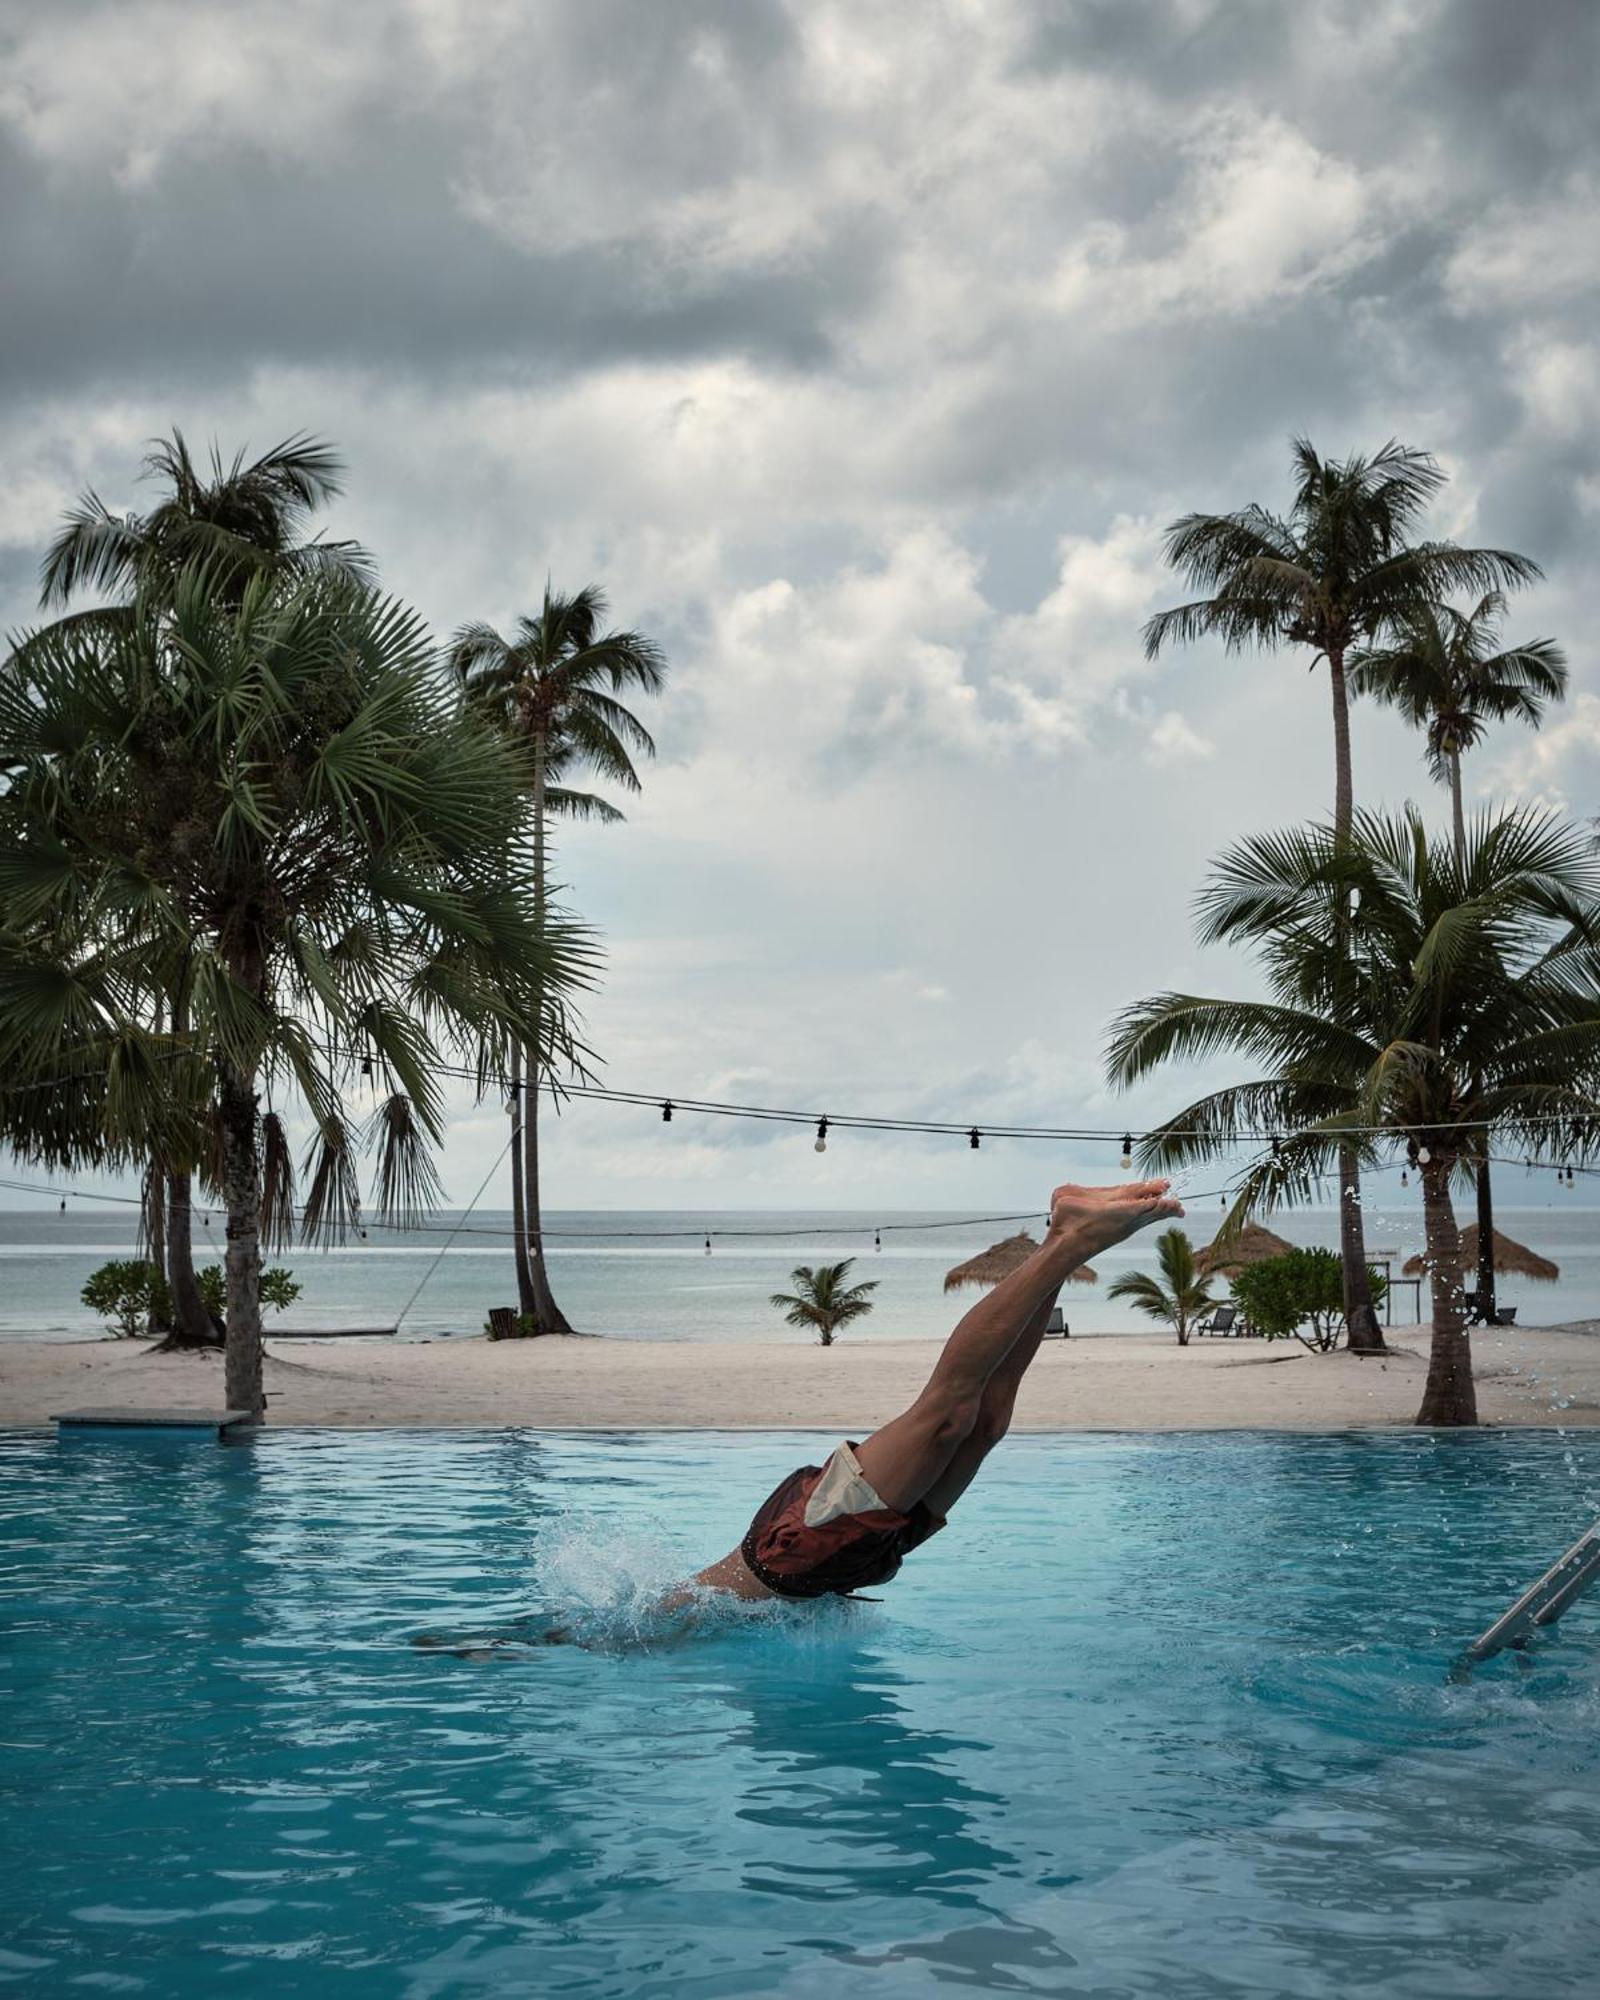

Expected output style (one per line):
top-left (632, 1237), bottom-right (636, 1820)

top-left (4, 1322), bottom-right (1599, 1430)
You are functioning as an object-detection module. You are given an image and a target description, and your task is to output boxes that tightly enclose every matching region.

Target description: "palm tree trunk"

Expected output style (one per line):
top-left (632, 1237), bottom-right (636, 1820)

top-left (1415, 1152), bottom-right (1478, 1425)
top-left (1327, 646), bottom-right (1385, 1354)
top-left (1448, 756), bottom-right (1498, 1325)
top-left (522, 1068), bottom-right (571, 1334)
top-left (522, 740), bottom-right (573, 1337)
top-left (141, 1160), bottom-right (170, 1337)
top-left (219, 1061), bottom-right (266, 1416)
top-left (162, 1170), bottom-right (220, 1348)
top-left (508, 1041), bottom-right (537, 1315)
top-left (1448, 750), bottom-right (1467, 864)
top-left (158, 979), bottom-right (220, 1349)
top-left (1475, 1150), bottom-right (1497, 1328)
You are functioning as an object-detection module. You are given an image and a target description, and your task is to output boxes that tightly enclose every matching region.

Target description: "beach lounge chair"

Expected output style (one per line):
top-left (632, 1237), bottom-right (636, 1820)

top-left (1044, 1307), bottom-right (1069, 1339)
top-left (1197, 1304), bottom-right (1238, 1337)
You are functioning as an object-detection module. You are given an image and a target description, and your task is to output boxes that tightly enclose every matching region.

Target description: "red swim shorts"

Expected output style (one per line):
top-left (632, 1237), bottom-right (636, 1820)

top-left (740, 1441), bottom-right (946, 1599)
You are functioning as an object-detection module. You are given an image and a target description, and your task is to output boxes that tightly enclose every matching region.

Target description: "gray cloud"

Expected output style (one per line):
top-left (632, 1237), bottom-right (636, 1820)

top-left (1, 0), bottom-right (1596, 1208)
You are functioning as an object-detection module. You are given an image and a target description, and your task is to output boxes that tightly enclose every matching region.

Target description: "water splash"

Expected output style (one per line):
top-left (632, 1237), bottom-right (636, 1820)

top-left (414, 1513), bottom-right (861, 1656)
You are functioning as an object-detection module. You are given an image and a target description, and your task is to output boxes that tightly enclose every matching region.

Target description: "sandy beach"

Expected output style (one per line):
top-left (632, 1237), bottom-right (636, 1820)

top-left (5, 1322), bottom-right (1600, 1431)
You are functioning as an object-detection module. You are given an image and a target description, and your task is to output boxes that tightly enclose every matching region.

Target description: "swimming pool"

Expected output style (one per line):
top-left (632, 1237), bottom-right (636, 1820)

top-left (3, 1427), bottom-right (1599, 1996)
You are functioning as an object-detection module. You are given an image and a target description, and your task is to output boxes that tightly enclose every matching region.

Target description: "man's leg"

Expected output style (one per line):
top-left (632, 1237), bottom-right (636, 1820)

top-left (852, 1180), bottom-right (1177, 1512)
top-left (920, 1286), bottom-right (1059, 1518)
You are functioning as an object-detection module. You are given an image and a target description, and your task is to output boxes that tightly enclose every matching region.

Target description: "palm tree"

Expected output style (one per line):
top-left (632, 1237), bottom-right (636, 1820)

top-left (0, 562), bottom-right (596, 1415)
top-left (450, 586), bottom-right (665, 1336)
top-left (1352, 595), bottom-right (1568, 1323)
top-left (1350, 594), bottom-right (1567, 859)
top-left (1107, 808), bottom-right (1600, 1425)
top-left (39, 429), bottom-right (372, 615)
top-left (1143, 438), bottom-right (1542, 1354)
top-left (24, 432), bottom-right (373, 1346)
top-left (770, 1260), bottom-right (879, 1345)
top-left (1106, 1228), bottom-right (1217, 1345)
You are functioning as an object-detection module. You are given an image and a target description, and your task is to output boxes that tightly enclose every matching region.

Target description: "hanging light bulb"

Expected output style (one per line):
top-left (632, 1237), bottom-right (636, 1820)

top-left (58, 1196), bottom-right (66, 1213)
top-left (1400, 1168), bottom-right (1409, 1189)
top-left (704, 1233), bottom-right (713, 1254)
top-left (874, 1228), bottom-right (882, 1251)
top-left (1416, 1145), bottom-right (1432, 1165)
top-left (1566, 1165), bottom-right (1576, 1187)
top-left (661, 1101), bottom-right (673, 1123)
top-left (814, 1117), bottom-right (829, 1154)
top-left (1119, 1133), bottom-right (1133, 1170)
top-left (969, 1127), bottom-right (981, 1151)
top-left (360, 1054), bottom-right (373, 1078)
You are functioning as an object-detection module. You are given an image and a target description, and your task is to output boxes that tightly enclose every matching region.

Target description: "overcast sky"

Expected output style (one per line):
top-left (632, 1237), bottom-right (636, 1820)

top-left (2, 0), bottom-right (1597, 1214)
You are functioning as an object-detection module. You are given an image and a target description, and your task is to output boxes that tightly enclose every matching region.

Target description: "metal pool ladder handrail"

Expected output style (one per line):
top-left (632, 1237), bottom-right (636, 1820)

top-left (1462, 1523), bottom-right (1600, 1667)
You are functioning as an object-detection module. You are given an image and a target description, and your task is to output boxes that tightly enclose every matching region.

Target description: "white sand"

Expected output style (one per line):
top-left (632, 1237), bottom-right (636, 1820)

top-left (5, 1322), bottom-right (1599, 1430)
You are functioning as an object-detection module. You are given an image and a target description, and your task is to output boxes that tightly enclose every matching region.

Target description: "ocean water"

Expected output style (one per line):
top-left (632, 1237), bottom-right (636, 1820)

top-left (3, 1196), bottom-right (1598, 1343)
top-left (3, 1426), bottom-right (1600, 1996)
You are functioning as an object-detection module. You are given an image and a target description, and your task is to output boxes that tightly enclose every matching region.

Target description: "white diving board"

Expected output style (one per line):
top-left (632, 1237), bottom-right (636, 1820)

top-left (1463, 1524), bottom-right (1600, 1666)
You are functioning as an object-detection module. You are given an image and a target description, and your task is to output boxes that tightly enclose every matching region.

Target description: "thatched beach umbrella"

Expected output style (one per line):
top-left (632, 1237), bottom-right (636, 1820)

top-left (1403, 1226), bottom-right (1559, 1283)
top-left (1196, 1219), bottom-right (1294, 1278)
top-left (943, 1231), bottom-right (1098, 1292)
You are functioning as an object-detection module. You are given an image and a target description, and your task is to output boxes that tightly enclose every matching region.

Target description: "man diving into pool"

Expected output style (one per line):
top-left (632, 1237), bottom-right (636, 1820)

top-left (414, 1179), bottom-right (1181, 1653)
top-left (681, 1178), bottom-right (1182, 1606)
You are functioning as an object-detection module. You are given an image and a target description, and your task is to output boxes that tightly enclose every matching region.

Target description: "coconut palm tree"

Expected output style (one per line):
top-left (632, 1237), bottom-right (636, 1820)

top-left (449, 585), bottom-right (665, 1336)
top-left (1351, 595), bottom-right (1568, 1322)
top-left (0, 562), bottom-right (596, 1415)
top-left (1106, 1228), bottom-right (1217, 1346)
top-left (38, 429), bottom-right (372, 616)
top-left (1107, 807), bottom-right (1600, 1425)
top-left (1143, 438), bottom-right (1542, 1354)
top-left (22, 431), bottom-right (373, 1345)
top-left (1350, 594), bottom-right (1567, 859)
top-left (770, 1260), bottom-right (879, 1345)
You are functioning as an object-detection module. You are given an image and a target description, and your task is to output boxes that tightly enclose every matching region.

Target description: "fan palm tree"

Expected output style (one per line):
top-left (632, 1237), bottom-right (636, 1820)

top-left (1106, 1228), bottom-right (1217, 1346)
top-left (1143, 438), bottom-right (1542, 1354)
top-left (0, 562), bottom-right (596, 1415)
top-left (450, 585), bottom-right (665, 1336)
top-left (770, 1260), bottom-right (879, 1345)
top-left (1107, 807), bottom-right (1600, 1425)
top-left (1352, 595), bottom-right (1568, 1322)
top-left (21, 432), bottom-right (373, 1345)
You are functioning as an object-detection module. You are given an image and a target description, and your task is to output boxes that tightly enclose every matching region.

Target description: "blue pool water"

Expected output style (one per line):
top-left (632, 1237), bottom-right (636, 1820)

top-left (3, 1428), bottom-right (1600, 1997)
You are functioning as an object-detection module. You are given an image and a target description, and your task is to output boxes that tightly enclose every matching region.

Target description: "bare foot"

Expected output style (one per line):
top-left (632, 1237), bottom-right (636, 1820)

top-left (1047, 1179), bottom-right (1183, 1257)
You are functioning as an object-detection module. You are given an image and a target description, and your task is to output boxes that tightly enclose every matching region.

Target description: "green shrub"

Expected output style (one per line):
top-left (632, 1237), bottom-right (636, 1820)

top-left (196, 1264), bottom-right (302, 1319)
top-left (81, 1260), bottom-right (171, 1340)
top-left (1229, 1248), bottom-right (1387, 1350)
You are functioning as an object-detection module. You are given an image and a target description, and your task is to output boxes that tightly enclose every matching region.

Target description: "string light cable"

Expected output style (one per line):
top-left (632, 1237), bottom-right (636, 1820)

top-left (10, 1149), bottom-right (1585, 1248)
top-left (5, 1042), bottom-right (1599, 1149)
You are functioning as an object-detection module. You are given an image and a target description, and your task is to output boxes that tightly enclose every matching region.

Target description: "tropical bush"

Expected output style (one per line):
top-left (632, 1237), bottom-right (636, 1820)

top-left (81, 1260), bottom-right (171, 1340)
top-left (197, 1265), bottom-right (301, 1320)
top-left (1228, 1249), bottom-right (1387, 1351)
